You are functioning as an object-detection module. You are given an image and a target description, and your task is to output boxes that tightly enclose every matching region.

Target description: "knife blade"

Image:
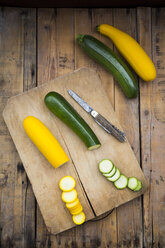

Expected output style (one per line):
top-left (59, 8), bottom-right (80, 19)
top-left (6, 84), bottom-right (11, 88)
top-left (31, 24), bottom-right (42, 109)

top-left (68, 89), bottom-right (126, 142)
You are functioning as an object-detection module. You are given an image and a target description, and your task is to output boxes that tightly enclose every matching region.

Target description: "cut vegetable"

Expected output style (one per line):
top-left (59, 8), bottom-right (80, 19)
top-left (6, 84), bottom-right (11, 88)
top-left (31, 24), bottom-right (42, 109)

top-left (128, 177), bottom-right (138, 190)
top-left (62, 189), bottom-right (77, 203)
top-left (103, 166), bottom-right (116, 178)
top-left (67, 202), bottom-right (82, 212)
top-left (70, 206), bottom-right (83, 215)
top-left (66, 199), bottom-right (80, 209)
top-left (107, 168), bottom-right (120, 182)
top-left (134, 180), bottom-right (142, 191)
top-left (59, 176), bottom-right (76, 192)
top-left (23, 116), bottom-right (69, 168)
top-left (72, 212), bottom-right (86, 225)
top-left (44, 92), bottom-right (101, 150)
top-left (114, 175), bottom-right (128, 189)
top-left (99, 159), bottom-right (113, 174)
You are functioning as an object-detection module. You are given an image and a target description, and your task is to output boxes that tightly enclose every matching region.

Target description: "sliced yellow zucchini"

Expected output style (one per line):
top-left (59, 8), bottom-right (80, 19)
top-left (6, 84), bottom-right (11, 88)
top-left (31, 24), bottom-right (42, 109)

top-left (67, 202), bottom-right (81, 211)
top-left (59, 176), bottom-right (76, 192)
top-left (66, 199), bottom-right (80, 209)
top-left (68, 204), bottom-right (82, 213)
top-left (70, 206), bottom-right (83, 215)
top-left (72, 212), bottom-right (86, 225)
top-left (61, 189), bottom-right (77, 203)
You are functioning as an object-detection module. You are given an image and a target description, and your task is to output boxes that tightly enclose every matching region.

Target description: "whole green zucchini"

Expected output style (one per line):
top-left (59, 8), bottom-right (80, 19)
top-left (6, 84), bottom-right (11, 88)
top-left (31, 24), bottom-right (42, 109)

top-left (44, 92), bottom-right (101, 150)
top-left (77, 35), bottom-right (138, 98)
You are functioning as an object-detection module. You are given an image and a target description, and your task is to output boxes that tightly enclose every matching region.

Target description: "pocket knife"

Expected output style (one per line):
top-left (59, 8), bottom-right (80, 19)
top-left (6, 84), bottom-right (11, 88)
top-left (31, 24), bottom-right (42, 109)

top-left (68, 89), bottom-right (126, 142)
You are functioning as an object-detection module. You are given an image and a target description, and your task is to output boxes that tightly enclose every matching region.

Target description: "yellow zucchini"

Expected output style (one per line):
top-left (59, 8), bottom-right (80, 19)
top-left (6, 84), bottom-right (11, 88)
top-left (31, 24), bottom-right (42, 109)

top-left (97, 24), bottom-right (156, 82)
top-left (23, 116), bottom-right (69, 168)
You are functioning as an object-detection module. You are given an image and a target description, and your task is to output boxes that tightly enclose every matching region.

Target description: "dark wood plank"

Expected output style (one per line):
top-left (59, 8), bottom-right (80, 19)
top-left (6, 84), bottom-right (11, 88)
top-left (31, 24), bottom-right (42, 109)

top-left (0, 7), bottom-right (36, 248)
top-left (37, 8), bottom-right (76, 247)
top-left (37, 8), bottom-right (58, 246)
top-left (113, 8), bottom-right (143, 248)
top-left (150, 8), bottom-right (165, 248)
top-left (0, 0), bottom-right (164, 8)
top-left (137, 7), bottom-right (153, 248)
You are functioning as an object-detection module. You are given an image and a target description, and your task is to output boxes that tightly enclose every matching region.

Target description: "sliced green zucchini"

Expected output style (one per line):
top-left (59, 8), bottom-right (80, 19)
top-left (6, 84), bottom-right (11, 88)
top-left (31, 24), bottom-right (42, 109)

top-left (107, 168), bottom-right (120, 182)
top-left (134, 180), bottom-right (142, 191)
top-left (128, 177), bottom-right (138, 190)
top-left (103, 166), bottom-right (116, 178)
top-left (114, 175), bottom-right (128, 189)
top-left (99, 159), bottom-right (113, 174)
top-left (44, 92), bottom-right (101, 150)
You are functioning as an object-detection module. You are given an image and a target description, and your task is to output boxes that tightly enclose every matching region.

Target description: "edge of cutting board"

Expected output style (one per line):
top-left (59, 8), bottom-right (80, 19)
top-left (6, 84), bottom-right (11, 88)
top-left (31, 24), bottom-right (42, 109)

top-left (3, 68), bottom-right (148, 234)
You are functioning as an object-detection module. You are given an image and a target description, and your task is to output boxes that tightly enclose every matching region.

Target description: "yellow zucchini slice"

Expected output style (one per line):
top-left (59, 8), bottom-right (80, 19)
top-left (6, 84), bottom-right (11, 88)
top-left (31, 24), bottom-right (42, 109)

top-left (67, 203), bottom-right (82, 212)
top-left (66, 199), bottom-right (80, 209)
top-left (69, 202), bottom-right (82, 212)
top-left (59, 176), bottom-right (76, 192)
top-left (72, 212), bottom-right (86, 225)
top-left (62, 189), bottom-right (77, 203)
top-left (23, 116), bottom-right (69, 168)
top-left (70, 206), bottom-right (83, 215)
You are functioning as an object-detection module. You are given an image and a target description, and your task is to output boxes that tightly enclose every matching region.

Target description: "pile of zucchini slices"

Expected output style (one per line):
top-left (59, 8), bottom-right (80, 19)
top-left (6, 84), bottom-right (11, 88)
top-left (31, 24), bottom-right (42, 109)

top-left (99, 159), bottom-right (142, 191)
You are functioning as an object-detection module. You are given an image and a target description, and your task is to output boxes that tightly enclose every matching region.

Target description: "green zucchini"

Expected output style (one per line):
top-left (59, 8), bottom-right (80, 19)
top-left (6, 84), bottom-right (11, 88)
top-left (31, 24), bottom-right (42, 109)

top-left (77, 35), bottom-right (138, 98)
top-left (44, 92), bottom-right (101, 150)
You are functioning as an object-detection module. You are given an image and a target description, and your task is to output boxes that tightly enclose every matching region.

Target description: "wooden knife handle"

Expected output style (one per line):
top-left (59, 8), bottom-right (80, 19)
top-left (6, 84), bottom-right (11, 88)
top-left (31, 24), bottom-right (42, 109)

top-left (92, 112), bottom-right (126, 142)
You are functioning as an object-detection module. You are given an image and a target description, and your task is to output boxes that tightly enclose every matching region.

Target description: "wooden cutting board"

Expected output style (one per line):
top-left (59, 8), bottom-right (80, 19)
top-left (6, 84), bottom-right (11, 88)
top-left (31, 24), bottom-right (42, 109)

top-left (3, 68), bottom-right (148, 235)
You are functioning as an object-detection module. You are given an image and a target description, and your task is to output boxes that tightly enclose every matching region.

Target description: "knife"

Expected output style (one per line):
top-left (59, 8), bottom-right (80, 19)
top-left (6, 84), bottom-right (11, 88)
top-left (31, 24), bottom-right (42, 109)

top-left (68, 89), bottom-right (126, 142)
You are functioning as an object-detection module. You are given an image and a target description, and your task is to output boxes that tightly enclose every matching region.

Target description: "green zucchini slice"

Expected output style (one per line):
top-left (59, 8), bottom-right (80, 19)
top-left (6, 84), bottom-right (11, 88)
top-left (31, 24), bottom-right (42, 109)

top-left (103, 166), bottom-right (116, 178)
top-left (107, 168), bottom-right (120, 182)
top-left (134, 180), bottom-right (142, 191)
top-left (128, 177), bottom-right (138, 190)
top-left (99, 159), bottom-right (114, 174)
top-left (114, 175), bottom-right (128, 189)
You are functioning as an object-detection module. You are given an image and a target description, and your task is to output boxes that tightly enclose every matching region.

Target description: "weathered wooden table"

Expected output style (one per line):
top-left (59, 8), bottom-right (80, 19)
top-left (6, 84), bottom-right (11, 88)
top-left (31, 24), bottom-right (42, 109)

top-left (0, 7), bottom-right (165, 248)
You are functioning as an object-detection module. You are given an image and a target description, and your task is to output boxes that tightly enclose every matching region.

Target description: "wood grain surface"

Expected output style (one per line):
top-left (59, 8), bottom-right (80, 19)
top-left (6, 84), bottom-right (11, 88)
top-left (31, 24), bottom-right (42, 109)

top-left (0, 6), bottom-right (165, 248)
top-left (3, 68), bottom-right (147, 235)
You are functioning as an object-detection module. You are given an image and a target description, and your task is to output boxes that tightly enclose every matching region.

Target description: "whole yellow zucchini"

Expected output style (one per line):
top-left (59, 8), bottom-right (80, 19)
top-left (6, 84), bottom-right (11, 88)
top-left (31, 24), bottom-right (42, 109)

top-left (97, 24), bottom-right (156, 82)
top-left (23, 116), bottom-right (69, 168)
